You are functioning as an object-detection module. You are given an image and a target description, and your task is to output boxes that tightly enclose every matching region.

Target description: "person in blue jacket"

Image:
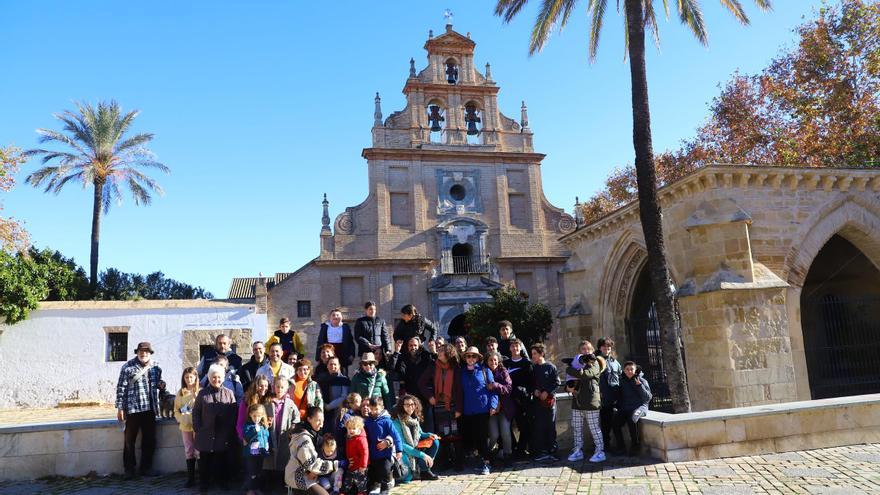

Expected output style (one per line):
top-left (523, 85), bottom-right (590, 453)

top-left (364, 396), bottom-right (402, 495)
top-left (458, 346), bottom-right (499, 475)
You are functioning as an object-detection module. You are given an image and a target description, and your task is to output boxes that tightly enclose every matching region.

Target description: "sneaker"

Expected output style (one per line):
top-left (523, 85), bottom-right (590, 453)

top-left (567, 449), bottom-right (584, 462)
top-left (589, 451), bottom-right (606, 463)
top-left (534, 454), bottom-right (552, 462)
top-left (479, 463), bottom-right (490, 475)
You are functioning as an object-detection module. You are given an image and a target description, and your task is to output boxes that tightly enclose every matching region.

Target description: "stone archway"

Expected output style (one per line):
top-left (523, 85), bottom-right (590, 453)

top-left (799, 234), bottom-right (880, 399)
top-left (447, 314), bottom-right (467, 337)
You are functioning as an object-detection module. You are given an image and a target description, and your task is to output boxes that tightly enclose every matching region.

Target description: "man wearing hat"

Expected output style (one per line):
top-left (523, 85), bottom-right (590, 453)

top-left (115, 341), bottom-right (163, 479)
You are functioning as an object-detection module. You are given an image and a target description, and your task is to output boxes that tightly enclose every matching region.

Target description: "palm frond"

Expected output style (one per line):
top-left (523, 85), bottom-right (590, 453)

top-left (495, 0), bottom-right (531, 23)
top-left (588, 0), bottom-right (609, 61)
top-left (645, 0), bottom-right (662, 49)
top-left (115, 167), bottom-right (165, 196)
top-left (102, 179), bottom-right (123, 214)
top-left (25, 166), bottom-right (63, 188)
top-left (678, 0), bottom-right (708, 45)
top-left (529, 0), bottom-right (571, 54)
top-left (50, 171), bottom-right (86, 194)
top-left (752, 0), bottom-right (772, 11)
top-left (35, 128), bottom-right (90, 157)
top-left (127, 177), bottom-right (153, 206)
top-left (719, 0), bottom-right (749, 24)
top-left (114, 133), bottom-right (154, 154)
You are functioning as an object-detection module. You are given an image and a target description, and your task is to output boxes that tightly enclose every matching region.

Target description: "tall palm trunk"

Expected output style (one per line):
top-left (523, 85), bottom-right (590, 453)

top-left (89, 179), bottom-right (104, 296)
top-left (624, 0), bottom-right (691, 412)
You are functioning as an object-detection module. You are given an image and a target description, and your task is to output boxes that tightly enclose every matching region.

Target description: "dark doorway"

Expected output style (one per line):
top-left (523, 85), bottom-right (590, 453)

top-left (451, 243), bottom-right (474, 274)
top-left (447, 314), bottom-right (467, 337)
top-left (800, 234), bottom-right (880, 399)
top-left (624, 265), bottom-right (680, 413)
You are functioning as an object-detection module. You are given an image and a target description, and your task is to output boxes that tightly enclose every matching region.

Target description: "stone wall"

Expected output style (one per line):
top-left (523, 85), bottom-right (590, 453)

top-left (559, 165), bottom-right (880, 410)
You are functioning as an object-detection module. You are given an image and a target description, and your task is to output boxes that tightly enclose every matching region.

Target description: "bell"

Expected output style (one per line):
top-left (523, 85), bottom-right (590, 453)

top-left (428, 105), bottom-right (444, 132)
top-left (431, 121), bottom-right (443, 132)
top-left (466, 120), bottom-right (479, 136)
top-left (446, 64), bottom-right (458, 84)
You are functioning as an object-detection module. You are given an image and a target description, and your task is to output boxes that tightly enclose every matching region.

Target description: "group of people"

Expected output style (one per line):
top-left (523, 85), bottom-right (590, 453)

top-left (115, 302), bottom-right (653, 495)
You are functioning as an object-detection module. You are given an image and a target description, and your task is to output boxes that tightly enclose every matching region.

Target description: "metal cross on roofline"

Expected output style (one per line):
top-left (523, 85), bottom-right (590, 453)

top-left (444, 9), bottom-right (453, 24)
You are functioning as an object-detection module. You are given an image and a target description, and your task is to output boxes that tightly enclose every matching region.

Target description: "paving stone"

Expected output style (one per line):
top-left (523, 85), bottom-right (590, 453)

top-left (601, 465), bottom-right (647, 478)
top-left (761, 452), bottom-right (808, 462)
top-left (601, 486), bottom-right (650, 495)
top-left (780, 467), bottom-right (834, 478)
top-left (805, 486), bottom-right (867, 495)
top-left (688, 466), bottom-right (737, 477)
top-left (514, 466), bottom-right (564, 477)
top-left (699, 485), bottom-right (756, 494)
top-left (506, 485), bottom-right (554, 495)
top-left (843, 452), bottom-right (880, 463)
top-left (418, 482), bottom-right (467, 494)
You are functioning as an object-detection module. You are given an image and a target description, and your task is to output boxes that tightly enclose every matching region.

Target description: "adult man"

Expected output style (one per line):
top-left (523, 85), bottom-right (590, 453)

top-left (390, 336), bottom-right (435, 430)
top-left (237, 340), bottom-right (266, 392)
top-left (316, 308), bottom-right (356, 373)
top-left (265, 317), bottom-right (306, 363)
top-left (503, 338), bottom-right (532, 458)
top-left (197, 334), bottom-right (242, 379)
top-left (353, 301), bottom-right (391, 364)
top-left (115, 341), bottom-right (163, 479)
top-left (256, 342), bottom-right (296, 383)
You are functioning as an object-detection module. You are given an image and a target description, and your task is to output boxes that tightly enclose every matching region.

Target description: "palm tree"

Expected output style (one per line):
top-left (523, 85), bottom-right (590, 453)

top-left (25, 100), bottom-right (169, 295)
top-left (496, 0), bottom-right (771, 412)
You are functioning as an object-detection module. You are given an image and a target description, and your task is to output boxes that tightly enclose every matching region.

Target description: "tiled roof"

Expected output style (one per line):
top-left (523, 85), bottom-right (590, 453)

top-left (226, 273), bottom-right (292, 300)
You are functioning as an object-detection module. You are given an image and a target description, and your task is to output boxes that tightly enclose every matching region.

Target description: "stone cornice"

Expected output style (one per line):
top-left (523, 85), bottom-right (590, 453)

top-left (313, 258), bottom-right (433, 267)
top-left (362, 147), bottom-right (545, 163)
top-left (403, 81), bottom-right (500, 95)
top-left (494, 256), bottom-right (569, 263)
top-left (560, 164), bottom-right (880, 245)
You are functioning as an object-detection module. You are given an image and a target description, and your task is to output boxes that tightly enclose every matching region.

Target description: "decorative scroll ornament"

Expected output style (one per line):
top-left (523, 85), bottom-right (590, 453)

top-left (335, 211), bottom-right (354, 234)
top-left (557, 214), bottom-right (576, 234)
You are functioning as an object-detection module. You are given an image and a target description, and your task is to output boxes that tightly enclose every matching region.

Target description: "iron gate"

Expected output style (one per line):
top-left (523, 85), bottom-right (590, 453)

top-left (625, 306), bottom-right (683, 413)
top-left (801, 294), bottom-right (880, 399)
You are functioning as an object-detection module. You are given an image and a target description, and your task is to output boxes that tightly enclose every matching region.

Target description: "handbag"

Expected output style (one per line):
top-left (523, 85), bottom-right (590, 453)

top-left (416, 437), bottom-right (434, 449)
top-left (391, 445), bottom-right (410, 481)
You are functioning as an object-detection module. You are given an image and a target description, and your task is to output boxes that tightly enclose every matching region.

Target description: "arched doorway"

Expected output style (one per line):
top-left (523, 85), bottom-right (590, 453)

top-left (447, 314), bottom-right (467, 337)
top-left (800, 234), bottom-right (880, 399)
top-left (624, 264), bottom-right (679, 413)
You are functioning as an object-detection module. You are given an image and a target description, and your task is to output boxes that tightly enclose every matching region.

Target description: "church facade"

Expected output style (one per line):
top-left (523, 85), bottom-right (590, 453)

top-left (231, 24), bottom-right (575, 355)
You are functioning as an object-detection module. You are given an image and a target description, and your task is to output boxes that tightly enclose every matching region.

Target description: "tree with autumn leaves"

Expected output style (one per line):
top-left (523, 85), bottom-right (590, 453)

top-left (582, 0), bottom-right (880, 224)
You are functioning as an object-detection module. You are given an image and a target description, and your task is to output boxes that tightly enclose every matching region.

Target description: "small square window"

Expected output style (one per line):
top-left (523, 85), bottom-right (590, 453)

top-left (107, 333), bottom-right (128, 362)
top-left (297, 300), bottom-right (311, 318)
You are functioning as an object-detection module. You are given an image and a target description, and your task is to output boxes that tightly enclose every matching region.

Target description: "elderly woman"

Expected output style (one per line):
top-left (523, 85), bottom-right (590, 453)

top-left (291, 359), bottom-right (324, 420)
top-left (285, 406), bottom-right (339, 495)
top-left (193, 363), bottom-right (237, 491)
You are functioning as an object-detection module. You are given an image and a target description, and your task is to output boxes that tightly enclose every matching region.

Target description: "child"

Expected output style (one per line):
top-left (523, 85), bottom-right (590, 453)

top-left (242, 403), bottom-right (271, 495)
top-left (614, 361), bottom-right (652, 456)
top-left (562, 340), bottom-right (605, 389)
top-left (173, 367), bottom-right (200, 488)
top-left (342, 416), bottom-right (369, 495)
top-left (336, 393), bottom-right (363, 456)
top-left (530, 343), bottom-right (560, 462)
top-left (199, 355), bottom-right (244, 401)
top-left (363, 396), bottom-right (402, 495)
top-left (318, 434), bottom-right (344, 494)
top-left (565, 352), bottom-right (606, 463)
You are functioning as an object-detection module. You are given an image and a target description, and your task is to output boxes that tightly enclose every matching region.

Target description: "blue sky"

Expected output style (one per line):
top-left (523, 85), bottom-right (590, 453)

top-left (1, 1), bottom-right (821, 297)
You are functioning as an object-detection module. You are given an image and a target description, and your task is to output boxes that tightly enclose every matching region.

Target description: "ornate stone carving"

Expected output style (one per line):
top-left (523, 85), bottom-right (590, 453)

top-left (557, 214), bottom-right (576, 234)
top-left (334, 210), bottom-right (354, 234)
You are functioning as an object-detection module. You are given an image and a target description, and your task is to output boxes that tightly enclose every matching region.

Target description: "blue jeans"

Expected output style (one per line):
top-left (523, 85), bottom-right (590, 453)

top-left (415, 438), bottom-right (440, 472)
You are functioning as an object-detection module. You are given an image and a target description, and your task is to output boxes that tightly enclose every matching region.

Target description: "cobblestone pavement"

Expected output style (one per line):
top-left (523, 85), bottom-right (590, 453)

top-left (1, 444), bottom-right (878, 494)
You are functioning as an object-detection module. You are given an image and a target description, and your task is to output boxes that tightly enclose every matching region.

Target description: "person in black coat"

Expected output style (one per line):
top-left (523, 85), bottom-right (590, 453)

top-left (197, 334), bottom-right (243, 379)
top-left (389, 336), bottom-right (436, 431)
top-left (503, 338), bottom-right (533, 457)
top-left (353, 301), bottom-right (392, 366)
top-left (393, 304), bottom-right (437, 345)
top-left (237, 341), bottom-right (267, 392)
top-left (316, 308), bottom-right (356, 375)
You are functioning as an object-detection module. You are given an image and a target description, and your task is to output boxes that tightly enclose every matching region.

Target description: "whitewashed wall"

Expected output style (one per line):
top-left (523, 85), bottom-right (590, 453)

top-left (0, 301), bottom-right (267, 409)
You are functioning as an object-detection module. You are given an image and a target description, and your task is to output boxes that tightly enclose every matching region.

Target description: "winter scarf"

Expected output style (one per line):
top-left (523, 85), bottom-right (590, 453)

top-left (434, 360), bottom-right (455, 410)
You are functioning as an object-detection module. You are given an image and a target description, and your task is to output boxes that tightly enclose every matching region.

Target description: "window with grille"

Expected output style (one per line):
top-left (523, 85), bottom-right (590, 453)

top-left (106, 332), bottom-right (128, 362)
top-left (297, 300), bottom-right (311, 318)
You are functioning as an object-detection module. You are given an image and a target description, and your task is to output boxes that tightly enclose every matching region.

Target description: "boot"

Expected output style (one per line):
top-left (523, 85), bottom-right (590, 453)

top-left (185, 458), bottom-right (196, 488)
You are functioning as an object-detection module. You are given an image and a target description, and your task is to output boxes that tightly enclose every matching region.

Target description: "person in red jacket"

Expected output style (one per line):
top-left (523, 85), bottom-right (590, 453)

top-left (342, 415), bottom-right (369, 495)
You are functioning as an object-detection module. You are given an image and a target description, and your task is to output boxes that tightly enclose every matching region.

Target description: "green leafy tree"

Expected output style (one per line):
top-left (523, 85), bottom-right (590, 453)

top-left (464, 285), bottom-right (553, 350)
top-left (496, 0), bottom-right (771, 412)
top-left (96, 268), bottom-right (213, 300)
top-left (25, 100), bottom-right (170, 295)
top-left (0, 250), bottom-right (49, 324)
top-left (27, 247), bottom-right (90, 301)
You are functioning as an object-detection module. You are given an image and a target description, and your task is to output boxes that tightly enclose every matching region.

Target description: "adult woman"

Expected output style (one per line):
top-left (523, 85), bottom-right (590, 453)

top-left (291, 359), bottom-right (324, 420)
top-left (391, 394), bottom-right (441, 482)
top-left (458, 347), bottom-right (498, 475)
top-left (192, 364), bottom-right (237, 491)
top-left (236, 375), bottom-right (272, 444)
top-left (393, 304), bottom-right (437, 344)
top-left (285, 406), bottom-right (339, 495)
top-left (173, 366), bottom-right (200, 488)
top-left (312, 344), bottom-right (336, 386)
top-left (268, 376), bottom-right (300, 472)
top-left (350, 352), bottom-right (394, 408)
top-left (421, 343), bottom-right (462, 436)
top-left (484, 351), bottom-right (514, 464)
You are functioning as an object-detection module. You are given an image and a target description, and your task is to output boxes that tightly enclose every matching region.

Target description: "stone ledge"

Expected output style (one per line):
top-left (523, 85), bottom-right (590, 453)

top-left (37, 300), bottom-right (252, 310)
